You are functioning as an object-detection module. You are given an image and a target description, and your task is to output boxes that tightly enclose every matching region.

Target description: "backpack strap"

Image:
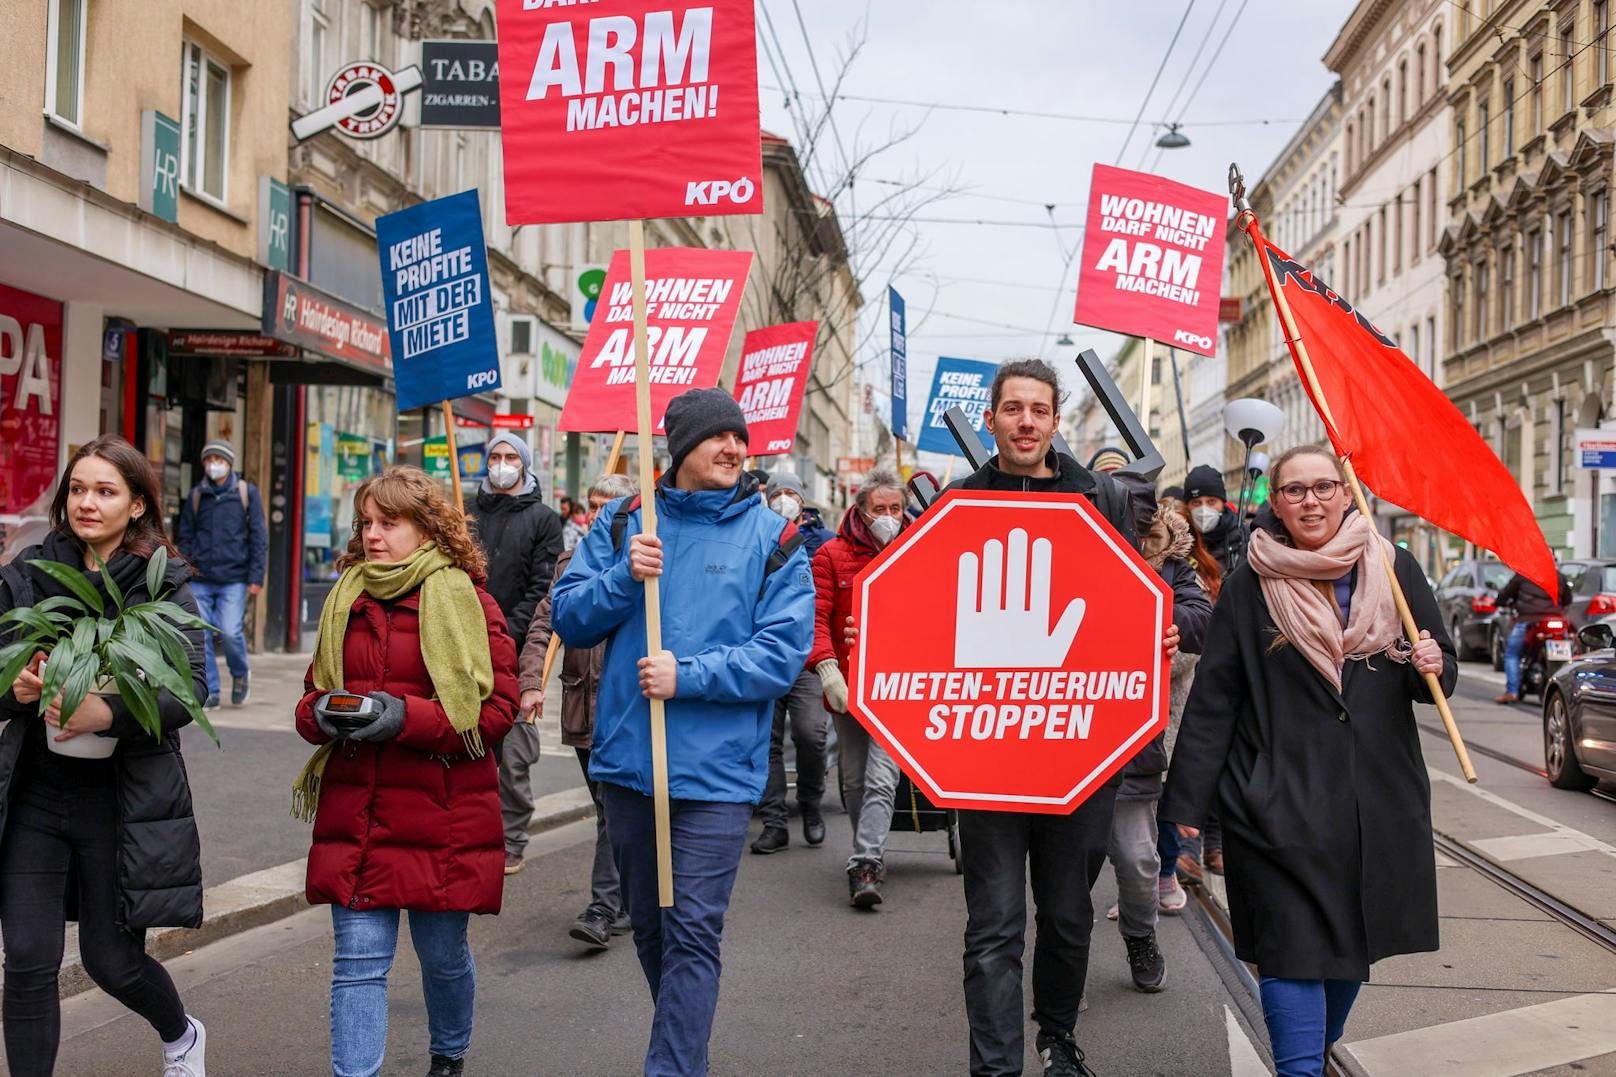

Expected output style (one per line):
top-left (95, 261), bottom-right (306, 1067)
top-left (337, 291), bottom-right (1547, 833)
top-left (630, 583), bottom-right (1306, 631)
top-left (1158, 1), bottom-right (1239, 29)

top-left (610, 496), bottom-right (644, 553)
top-left (759, 522), bottom-right (807, 601)
top-left (238, 481), bottom-right (250, 511)
top-left (191, 481), bottom-right (250, 516)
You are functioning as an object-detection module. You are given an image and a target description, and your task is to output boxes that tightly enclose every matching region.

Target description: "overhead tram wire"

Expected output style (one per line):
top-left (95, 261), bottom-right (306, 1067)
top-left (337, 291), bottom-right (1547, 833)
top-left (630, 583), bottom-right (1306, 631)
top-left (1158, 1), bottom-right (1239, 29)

top-left (757, 86), bottom-right (1303, 129)
top-left (1147, 0), bottom-right (1252, 173)
top-left (1134, 0), bottom-right (1234, 170)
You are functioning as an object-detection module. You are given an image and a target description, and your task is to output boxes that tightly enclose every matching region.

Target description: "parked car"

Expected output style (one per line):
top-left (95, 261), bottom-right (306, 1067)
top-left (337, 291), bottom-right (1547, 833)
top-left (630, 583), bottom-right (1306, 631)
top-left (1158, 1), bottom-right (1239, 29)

top-left (1542, 622), bottom-right (1616, 789)
top-left (1560, 558), bottom-right (1616, 633)
top-left (1434, 558), bottom-right (1513, 661)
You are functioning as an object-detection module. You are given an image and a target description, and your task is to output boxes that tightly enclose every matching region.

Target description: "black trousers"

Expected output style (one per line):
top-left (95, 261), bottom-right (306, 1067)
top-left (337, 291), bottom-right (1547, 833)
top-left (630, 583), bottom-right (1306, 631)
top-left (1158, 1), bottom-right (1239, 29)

top-left (958, 782), bottom-right (1118, 1077)
top-left (0, 777), bottom-right (188, 1077)
top-left (758, 668), bottom-right (828, 829)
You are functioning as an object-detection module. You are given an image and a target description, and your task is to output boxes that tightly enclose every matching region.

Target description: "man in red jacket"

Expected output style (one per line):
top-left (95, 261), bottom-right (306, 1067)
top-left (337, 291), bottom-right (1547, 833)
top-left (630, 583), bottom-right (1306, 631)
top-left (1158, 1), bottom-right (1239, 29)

top-left (812, 467), bottom-right (909, 907)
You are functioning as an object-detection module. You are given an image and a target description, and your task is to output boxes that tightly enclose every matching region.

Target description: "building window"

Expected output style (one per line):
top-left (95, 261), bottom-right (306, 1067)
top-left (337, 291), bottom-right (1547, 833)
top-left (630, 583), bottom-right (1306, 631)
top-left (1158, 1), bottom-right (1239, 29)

top-left (1562, 22), bottom-right (1576, 114)
top-left (1592, 190), bottom-right (1610, 291)
top-left (1428, 166), bottom-right (1440, 248)
top-left (1427, 316), bottom-right (1438, 381)
top-left (1399, 60), bottom-right (1409, 123)
top-left (1418, 44), bottom-right (1428, 102)
top-left (45, 0), bottom-right (87, 128)
top-left (1478, 98), bottom-right (1490, 171)
top-left (309, 5), bottom-right (329, 105)
top-left (1394, 194), bottom-right (1404, 274)
top-left (1411, 178), bottom-right (1422, 263)
top-left (1434, 25), bottom-right (1443, 75)
top-left (1500, 243), bottom-right (1515, 329)
top-left (1345, 123), bottom-right (1356, 173)
top-left (1453, 273), bottom-right (1466, 349)
top-left (1552, 397), bottom-right (1567, 493)
top-left (1382, 79), bottom-right (1392, 136)
top-left (363, 2), bottom-right (386, 63)
top-left (1367, 99), bottom-right (1376, 149)
top-left (181, 42), bottom-right (231, 202)
top-left (1474, 259), bottom-right (1489, 340)
top-left (1379, 205), bottom-right (1389, 283)
top-left (1529, 227), bottom-right (1544, 318)
top-left (1557, 208), bottom-right (1574, 305)
top-left (1363, 220), bottom-right (1373, 293)
top-left (1456, 118), bottom-right (1467, 187)
top-left (1531, 54), bottom-right (1544, 135)
top-left (1503, 78), bottom-right (1515, 156)
top-left (1599, 2), bottom-right (1611, 88)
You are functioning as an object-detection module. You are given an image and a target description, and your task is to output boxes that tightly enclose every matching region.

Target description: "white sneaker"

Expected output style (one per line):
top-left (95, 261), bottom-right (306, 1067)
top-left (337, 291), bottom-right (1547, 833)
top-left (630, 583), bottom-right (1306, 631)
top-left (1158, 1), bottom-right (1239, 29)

top-left (1158, 875), bottom-right (1188, 914)
top-left (163, 1016), bottom-right (206, 1077)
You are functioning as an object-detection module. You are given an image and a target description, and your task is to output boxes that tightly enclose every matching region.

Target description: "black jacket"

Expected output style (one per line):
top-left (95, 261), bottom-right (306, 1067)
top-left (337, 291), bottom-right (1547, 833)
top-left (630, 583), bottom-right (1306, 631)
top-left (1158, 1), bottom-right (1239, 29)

top-left (1497, 571), bottom-right (1572, 618)
top-left (949, 450), bottom-right (1155, 546)
top-left (469, 486), bottom-right (565, 643)
top-left (0, 545), bottom-right (208, 931)
top-left (1199, 506), bottom-right (1245, 575)
top-left (1160, 547), bottom-right (1457, 980)
top-left (1119, 556), bottom-right (1212, 800)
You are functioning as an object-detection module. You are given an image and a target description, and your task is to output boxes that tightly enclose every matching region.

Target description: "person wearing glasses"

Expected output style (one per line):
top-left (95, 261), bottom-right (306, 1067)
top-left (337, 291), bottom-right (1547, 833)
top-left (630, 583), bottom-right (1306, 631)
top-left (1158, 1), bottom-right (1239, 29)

top-left (1161, 444), bottom-right (1456, 1077)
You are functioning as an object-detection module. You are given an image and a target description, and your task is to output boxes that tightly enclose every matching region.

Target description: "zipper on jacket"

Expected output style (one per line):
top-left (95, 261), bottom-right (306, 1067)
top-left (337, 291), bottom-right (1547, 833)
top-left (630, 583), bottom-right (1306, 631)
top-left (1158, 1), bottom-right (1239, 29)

top-left (347, 604), bottom-right (390, 910)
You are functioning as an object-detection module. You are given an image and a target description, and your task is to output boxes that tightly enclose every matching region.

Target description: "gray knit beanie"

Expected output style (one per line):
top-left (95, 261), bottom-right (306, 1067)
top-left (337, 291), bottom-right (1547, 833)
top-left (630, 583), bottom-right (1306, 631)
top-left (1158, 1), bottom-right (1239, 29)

top-left (486, 431), bottom-right (533, 472)
top-left (201, 439), bottom-right (236, 466)
top-left (765, 469), bottom-right (805, 501)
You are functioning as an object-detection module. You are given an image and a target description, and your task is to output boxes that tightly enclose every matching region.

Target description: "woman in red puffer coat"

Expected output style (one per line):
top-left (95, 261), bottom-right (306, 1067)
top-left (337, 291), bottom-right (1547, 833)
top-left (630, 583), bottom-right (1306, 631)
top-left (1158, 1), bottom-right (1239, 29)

top-left (809, 467), bottom-right (909, 907)
top-left (293, 466), bottom-right (518, 1077)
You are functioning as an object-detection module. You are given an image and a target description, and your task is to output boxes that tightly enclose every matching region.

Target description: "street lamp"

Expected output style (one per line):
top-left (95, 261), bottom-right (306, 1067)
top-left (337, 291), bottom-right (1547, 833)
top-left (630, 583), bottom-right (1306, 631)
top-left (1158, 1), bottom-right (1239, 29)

top-left (1056, 333), bottom-right (1075, 347)
top-left (1156, 124), bottom-right (1191, 150)
top-left (1221, 398), bottom-right (1286, 564)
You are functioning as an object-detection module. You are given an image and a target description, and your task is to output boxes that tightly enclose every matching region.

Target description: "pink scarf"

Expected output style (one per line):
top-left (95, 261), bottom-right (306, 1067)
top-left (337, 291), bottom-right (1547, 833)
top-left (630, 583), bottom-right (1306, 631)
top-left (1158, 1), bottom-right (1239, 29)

top-left (1246, 514), bottom-right (1407, 691)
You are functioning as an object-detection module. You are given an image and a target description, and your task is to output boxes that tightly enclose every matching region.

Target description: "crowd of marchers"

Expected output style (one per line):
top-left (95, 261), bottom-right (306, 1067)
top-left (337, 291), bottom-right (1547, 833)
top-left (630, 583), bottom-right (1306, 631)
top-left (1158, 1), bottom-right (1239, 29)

top-left (0, 360), bottom-right (1455, 1077)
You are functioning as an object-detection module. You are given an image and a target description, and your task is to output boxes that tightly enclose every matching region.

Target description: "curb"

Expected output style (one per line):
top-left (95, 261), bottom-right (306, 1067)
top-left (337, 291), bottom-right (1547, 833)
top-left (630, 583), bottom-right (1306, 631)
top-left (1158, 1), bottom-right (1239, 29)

top-left (56, 785), bottom-right (596, 999)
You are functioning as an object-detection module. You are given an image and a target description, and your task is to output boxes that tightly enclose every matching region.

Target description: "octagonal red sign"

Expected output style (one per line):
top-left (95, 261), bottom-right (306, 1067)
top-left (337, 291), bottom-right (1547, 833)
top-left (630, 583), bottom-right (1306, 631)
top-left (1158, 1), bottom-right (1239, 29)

top-left (850, 489), bottom-right (1171, 813)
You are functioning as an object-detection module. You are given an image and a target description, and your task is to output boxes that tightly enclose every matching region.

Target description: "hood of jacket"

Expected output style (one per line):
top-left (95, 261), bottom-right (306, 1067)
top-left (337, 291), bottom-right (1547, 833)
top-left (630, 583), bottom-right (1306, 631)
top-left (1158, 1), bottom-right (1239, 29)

top-left (954, 450), bottom-right (1098, 495)
top-left (655, 469), bottom-right (762, 524)
top-left (1141, 504), bottom-right (1194, 570)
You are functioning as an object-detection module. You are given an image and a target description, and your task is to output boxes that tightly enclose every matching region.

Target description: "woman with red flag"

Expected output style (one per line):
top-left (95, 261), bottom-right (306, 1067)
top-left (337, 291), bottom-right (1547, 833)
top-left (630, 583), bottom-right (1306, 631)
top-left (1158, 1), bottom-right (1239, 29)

top-left (1161, 444), bottom-right (1457, 1077)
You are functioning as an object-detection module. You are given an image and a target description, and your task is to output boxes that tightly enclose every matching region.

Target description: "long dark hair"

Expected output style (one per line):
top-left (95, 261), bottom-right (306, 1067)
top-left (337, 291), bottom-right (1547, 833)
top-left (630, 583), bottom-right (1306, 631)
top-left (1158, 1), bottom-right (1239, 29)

top-left (48, 435), bottom-right (179, 560)
top-left (1166, 497), bottom-right (1223, 599)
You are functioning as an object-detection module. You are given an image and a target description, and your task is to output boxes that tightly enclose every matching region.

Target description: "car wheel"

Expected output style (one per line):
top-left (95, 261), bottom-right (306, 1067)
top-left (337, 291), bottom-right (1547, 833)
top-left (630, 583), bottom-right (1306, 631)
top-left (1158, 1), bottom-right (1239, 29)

top-left (1491, 626), bottom-right (1506, 672)
top-left (1452, 617), bottom-right (1474, 661)
top-left (1545, 692), bottom-right (1596, 791)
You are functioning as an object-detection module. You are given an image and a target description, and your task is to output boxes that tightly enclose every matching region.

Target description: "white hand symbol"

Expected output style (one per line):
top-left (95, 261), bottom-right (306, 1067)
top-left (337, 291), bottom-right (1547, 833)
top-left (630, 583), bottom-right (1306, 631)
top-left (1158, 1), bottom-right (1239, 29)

top-left (955, 528), bottom-right (1084, 668)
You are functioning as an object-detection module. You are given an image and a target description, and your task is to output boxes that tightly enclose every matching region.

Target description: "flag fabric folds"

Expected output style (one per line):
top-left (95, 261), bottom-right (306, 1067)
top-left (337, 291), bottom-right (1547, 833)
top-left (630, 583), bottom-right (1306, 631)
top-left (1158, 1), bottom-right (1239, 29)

top-left (1248, 219), bottom-right (1559, 597)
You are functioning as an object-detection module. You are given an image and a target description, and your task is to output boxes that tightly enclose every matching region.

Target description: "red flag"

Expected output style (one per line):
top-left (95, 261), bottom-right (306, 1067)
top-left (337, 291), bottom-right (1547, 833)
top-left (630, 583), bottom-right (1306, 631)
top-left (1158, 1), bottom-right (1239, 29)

top-left (1248, 220), bottom-right (1559, 596)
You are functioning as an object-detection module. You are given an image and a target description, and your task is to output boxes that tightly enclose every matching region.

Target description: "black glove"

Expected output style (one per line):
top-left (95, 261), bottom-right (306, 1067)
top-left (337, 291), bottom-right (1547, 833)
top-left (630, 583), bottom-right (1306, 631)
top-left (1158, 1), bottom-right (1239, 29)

top-left (350, 692), bottom-right (405, 742)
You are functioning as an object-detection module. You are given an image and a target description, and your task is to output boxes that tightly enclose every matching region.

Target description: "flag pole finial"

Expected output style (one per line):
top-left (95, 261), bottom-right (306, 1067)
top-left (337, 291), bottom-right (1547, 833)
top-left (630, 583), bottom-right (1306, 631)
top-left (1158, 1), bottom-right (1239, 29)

top-left (1228, 162), bottom-right (1249, 213)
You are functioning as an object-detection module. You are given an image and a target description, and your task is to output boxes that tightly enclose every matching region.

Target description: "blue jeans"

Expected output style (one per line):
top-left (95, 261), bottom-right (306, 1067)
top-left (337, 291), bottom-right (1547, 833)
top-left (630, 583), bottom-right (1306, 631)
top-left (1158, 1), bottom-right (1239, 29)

top-left (1504, 619), bottom-right (1528, 695)
top-left (1157, 818), bottom-right (1180, 878)
top-left (190, 580), bottom-right (248, 696)
top-left (602, 783), bottom-right (751, 1077)
top-left (329, 907), bottom-right (475, 1077)
top-left (1259, 977), bottom-right (1363, 1077)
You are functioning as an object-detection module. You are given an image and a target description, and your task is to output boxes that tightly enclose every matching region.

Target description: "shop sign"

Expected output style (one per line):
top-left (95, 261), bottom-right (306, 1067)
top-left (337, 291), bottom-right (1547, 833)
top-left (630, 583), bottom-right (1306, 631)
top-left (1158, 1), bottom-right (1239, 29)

top-left (570, 263), bottom-right (607, 330)
top-left (336, 432), bottom-right (372, 480)
top-left (263, 272), bottom-right (390, 373)
top-left (458, 442), bottom-right (487, 481)
top-left (837, 456), bottom-right (876, 476)
top-left (138, 110), bottom-right (181, 224)
top-left (533, 316), bottom-right (578, 408)
top-left (168, 330), bottom-right (300, 358)
top-left (258, 178), bottom-right (292, 271)
top-left (423, 435), bottom-right (451, 477)
top-left (292, 62), bottom-right (424, 141)
top-left (421, 41), bottom-right (501, 128)
top-left (0, 283), bottom-right (63, 524)
top-left (455, 413), bottom-right (535, 429)
top-left (1576, 428), bottom-right (1616, 469)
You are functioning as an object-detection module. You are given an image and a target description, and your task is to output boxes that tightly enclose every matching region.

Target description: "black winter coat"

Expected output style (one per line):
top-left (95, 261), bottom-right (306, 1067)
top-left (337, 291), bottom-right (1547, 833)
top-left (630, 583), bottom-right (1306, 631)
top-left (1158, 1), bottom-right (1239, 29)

top-left (1200, 507), bottom-right (1246, 575)
top-left (0, 545), bottom-right (208, 931)
top-left (469, 486), bottom-right (564, 643)
top-left (1119, 556), bottom-right (1211, 800)
top-left (1160, 546), bottom-right (1458, 980)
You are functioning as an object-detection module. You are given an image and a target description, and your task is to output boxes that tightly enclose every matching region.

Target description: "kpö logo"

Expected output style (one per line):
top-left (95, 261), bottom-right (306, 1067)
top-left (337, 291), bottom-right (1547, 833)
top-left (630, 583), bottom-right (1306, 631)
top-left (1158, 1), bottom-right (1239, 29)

top-left (1173, 329), bottom-right (1212, 349)
top-left (685, 177), bottom-right (756, 207)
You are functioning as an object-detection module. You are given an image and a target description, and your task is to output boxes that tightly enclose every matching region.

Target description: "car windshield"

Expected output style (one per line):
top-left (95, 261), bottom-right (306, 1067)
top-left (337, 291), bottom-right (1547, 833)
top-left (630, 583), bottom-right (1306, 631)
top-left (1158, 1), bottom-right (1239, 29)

top-left (1480, 563), bottom-right (1513, 590)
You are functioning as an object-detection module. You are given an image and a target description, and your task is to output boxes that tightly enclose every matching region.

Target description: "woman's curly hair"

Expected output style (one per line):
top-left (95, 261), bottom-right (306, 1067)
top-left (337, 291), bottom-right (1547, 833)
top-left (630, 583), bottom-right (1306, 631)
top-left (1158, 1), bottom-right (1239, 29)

top-left (338, 465), bottom-right (488, 579)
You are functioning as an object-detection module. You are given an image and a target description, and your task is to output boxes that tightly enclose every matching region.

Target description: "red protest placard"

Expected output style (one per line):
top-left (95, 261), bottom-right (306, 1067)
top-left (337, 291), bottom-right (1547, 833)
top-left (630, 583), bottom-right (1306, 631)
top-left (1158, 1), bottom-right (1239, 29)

top-left (558, 247), bottom-right (752, 434)
top-left (850, 490), bottom-right (1170, 814)
top-left (495, 0), bottom-right (763, 225)
top-left (1072, 164), bottom-right (1227, 358)
top-left (733, 321), bottom-right (816, 456)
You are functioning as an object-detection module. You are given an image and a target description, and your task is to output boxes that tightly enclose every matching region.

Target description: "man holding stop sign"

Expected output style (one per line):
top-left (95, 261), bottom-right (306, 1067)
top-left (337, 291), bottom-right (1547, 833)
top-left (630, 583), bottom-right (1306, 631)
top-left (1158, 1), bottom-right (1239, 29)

top-left (848, 360), bottom-right (1207, 1076)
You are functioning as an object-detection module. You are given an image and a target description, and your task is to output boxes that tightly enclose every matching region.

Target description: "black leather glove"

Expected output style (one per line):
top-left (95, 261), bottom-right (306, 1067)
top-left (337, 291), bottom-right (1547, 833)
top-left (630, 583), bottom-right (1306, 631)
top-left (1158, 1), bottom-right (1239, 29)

top-left (350, 692), bottom-right (405, 742)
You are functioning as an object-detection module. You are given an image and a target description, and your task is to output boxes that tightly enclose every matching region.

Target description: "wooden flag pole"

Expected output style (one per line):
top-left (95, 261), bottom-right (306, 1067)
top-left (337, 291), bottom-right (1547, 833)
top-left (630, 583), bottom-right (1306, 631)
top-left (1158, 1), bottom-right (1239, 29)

top-left (941, 457), bottom-right (955, 486)
top-left (605, 429), bottom-right (627, 474)
top-left (1240, 207), bottom-right (1478, 784)
top-left (1137, 337), bottom-right (1153, 438)
top-left (628, 219), bottom-right (676, 905)
top-left (441, 399), bottom-right (464, 512)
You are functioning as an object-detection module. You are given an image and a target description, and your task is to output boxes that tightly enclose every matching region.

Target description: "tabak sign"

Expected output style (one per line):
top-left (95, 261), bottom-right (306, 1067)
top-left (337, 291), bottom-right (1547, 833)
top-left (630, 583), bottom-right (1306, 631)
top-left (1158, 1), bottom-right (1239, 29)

top-left (495, 0), bottom-right (763, 224)
top-left (558, 246), bottom-right (751, 433)
top-left (733, 321), bottom-right (816, 456)
top-left (1072, 164), bottom-right (1227, 358)
top-left (0, 284), bottom-right (63, 524)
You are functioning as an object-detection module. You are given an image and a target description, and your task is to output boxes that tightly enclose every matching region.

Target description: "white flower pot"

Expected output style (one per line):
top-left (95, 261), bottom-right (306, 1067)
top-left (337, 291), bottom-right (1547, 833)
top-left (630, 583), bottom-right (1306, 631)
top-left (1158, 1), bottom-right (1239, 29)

top-left (44, 682), bottom-right (119, 760)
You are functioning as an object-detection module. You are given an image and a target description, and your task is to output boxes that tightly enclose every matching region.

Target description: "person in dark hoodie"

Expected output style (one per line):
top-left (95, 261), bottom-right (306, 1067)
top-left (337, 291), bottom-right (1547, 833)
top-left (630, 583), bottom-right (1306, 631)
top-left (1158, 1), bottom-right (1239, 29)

top-left (1493, 568), bottom-right (1573, 704)
top-left (1183, 463), bottom-right (1244, 575)
top-left (936, 359), bottom-right (1180, 1077)
top-left (467, 430), bottom-right (564, 875)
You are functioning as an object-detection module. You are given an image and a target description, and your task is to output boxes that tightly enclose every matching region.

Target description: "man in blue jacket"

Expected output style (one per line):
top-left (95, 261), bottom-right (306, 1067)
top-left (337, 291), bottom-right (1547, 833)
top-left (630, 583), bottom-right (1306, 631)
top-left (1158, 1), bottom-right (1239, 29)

top-left (176, 439), bottom-right (267, 708)
top-left (553, 388), bottom-right (814, 1077)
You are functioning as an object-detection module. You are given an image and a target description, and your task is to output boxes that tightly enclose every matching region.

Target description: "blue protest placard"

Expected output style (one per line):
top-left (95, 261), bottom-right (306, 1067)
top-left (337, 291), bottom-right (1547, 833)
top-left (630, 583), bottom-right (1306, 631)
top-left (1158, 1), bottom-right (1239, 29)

top-left (888, 286), bottom-right (908, 441)
top-left (377, 190), bottom-right (500, 412)
top-left (917, 357), bottom-right (998, 456)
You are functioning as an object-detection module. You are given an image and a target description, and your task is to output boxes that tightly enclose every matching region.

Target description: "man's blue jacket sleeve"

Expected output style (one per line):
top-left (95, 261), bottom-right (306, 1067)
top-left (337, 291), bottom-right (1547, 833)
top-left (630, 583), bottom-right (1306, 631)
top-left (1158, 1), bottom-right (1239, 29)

top-left (551, 499), bottom-right (643, 649)
top-left (673, 544), bottom-right (814, 704)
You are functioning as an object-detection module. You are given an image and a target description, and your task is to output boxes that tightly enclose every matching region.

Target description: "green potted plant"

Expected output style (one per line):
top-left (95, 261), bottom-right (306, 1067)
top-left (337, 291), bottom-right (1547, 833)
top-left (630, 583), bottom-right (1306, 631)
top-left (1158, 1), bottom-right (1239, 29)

top-left (0, 548), bottom-right (220, 759)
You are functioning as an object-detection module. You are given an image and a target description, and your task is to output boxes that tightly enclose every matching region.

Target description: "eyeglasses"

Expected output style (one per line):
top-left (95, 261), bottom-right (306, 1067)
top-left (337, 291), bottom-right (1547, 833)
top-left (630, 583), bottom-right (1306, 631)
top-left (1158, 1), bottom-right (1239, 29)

top-left (1277, 480), bottom-right (1346, 504)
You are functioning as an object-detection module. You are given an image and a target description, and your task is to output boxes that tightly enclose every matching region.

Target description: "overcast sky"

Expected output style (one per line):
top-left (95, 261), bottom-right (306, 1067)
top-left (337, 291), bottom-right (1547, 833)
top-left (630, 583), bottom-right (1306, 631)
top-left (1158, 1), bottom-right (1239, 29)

top-left (757, 0), bottom-right (1355, 461)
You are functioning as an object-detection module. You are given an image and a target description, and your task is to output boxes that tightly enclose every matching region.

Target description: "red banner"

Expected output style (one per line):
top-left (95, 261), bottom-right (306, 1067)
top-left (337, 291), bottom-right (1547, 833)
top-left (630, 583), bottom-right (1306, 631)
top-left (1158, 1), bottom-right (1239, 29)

top-left (732, 321), bottom-right (816, 456)
top-left (0, 283), bottom-right (62, 526)
top-left (495, 0), bottom-right (763, 225)
top-left (1072, 164), bottom-right (1227, 358)
top-left (558, 247), bottom-right (752, 434)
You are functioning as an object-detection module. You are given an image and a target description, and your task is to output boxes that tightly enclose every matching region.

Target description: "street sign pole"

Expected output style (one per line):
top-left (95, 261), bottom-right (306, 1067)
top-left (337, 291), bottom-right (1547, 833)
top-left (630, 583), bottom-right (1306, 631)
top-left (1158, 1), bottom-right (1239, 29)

top-left (441, 400), bottom-right (464, 511)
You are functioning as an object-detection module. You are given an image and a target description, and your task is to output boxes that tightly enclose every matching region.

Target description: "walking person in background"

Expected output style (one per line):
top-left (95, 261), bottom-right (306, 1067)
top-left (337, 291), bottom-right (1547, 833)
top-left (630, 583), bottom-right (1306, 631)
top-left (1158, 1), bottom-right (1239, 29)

top-left (562, 496), bottom-right (591, 552)
top-left (553, 389), bottom-right (814, 1077)
top-left (294, 466), bottom-right (519, 1077)
top-left (467, 431), bottom-right (564, 876)
top-left (752, 469), bottom-right (831, 854)
top-left (811, 467), bottom-right (908, 907)
top-left (176, 439), bottom-right (266, 709)
top-left (0, 436), bottom-right (210, 1077)
top-left (519, 471), bottom-right (638, 949)
top-left (1162, 445), bottom-right (1456, 1077)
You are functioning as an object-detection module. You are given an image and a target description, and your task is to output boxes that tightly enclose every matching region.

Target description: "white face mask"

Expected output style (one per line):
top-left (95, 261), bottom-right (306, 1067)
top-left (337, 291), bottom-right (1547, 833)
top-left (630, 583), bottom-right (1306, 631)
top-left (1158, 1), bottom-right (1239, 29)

top-left (204, 461), bottom-right (229, 481)
top-left (770, 494), bottom-right (802, 520)
top-left (868, 513), bottom-right (901, 546)
top-left (1190, 506), bottom-right (1222, 534)
top-left (488, 463), bottom-right (523, 490)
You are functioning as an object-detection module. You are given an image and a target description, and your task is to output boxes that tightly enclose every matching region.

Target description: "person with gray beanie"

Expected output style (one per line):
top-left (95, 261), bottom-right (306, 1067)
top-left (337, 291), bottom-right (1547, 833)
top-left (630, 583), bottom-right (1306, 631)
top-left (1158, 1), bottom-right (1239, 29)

top-left (552, 386), bottom-right (815, 1075)
top-left (466, 428), bottom-right (564, 874)
top-left (752, 468), bottom-right (830, 854)
top-left (176, 438), bottom-right (267, 708)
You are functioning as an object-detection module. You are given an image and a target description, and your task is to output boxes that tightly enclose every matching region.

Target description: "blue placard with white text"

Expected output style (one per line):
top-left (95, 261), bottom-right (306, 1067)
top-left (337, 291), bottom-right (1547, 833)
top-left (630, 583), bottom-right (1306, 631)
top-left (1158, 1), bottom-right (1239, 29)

top-left (377, 190), bottom-right (501, 412)
top-left (917, 357), bottom-right (998, 456)
top-left (889, 286), bottom-right (908, 441)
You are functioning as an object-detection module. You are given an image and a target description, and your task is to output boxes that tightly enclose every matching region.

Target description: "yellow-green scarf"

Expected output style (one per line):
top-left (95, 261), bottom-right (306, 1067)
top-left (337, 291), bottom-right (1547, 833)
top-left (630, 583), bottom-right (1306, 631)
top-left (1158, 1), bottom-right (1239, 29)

top-left (292, 543), bottom-right (494, 821)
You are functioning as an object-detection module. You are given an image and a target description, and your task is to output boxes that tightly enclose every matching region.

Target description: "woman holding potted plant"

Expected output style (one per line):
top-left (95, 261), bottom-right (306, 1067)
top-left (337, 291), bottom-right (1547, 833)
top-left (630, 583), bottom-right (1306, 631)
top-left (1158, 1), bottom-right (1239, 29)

top-left (0, 435), bottom-right (213, 1077)
top-left (293, 465), bottom-right (518, 1077)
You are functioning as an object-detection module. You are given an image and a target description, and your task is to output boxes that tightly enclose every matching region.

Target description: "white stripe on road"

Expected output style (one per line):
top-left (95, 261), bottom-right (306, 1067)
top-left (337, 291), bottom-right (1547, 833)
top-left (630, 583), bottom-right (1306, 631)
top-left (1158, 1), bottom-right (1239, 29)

top-left (1225, 1005), bottom-right (1269, 1077)
top-left (1469, 830), bottom-right (1611, 862)
top-left (1427, 768), bottom-right (1616, 862)
top-left (1459, 666), bottom-right (1508, 688)
top-left (1340, 990), bottom-right (1616, 1075)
